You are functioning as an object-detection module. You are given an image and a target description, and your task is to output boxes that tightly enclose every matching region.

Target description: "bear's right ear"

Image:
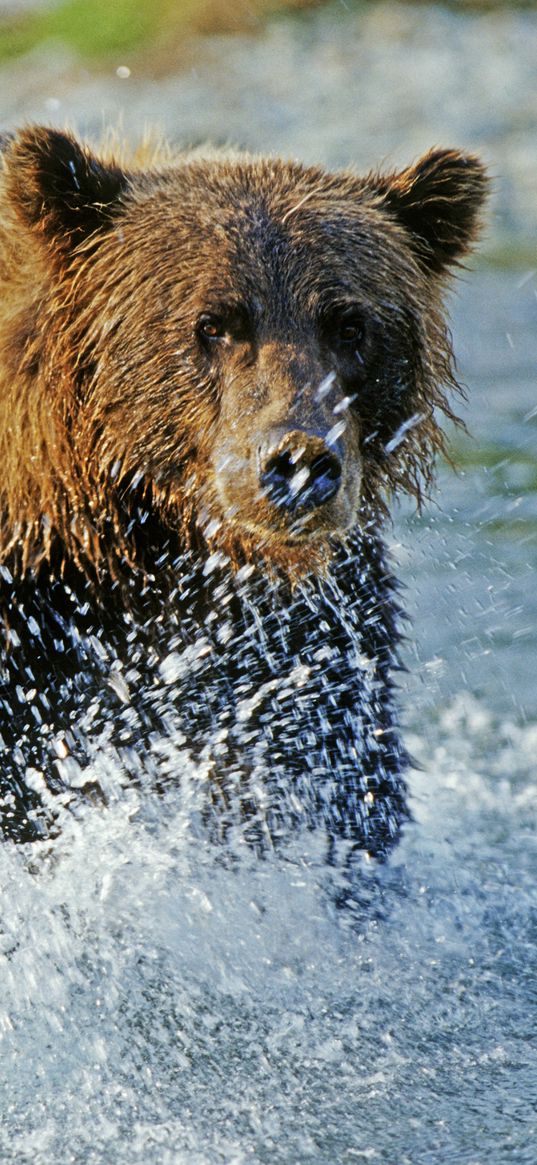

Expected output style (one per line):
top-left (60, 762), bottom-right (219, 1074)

top-left (3, 126), bottom-right (131, 256)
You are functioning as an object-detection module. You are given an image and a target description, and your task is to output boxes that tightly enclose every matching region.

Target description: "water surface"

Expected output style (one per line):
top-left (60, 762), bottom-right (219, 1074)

top-left (1, 267), bottom-right (536, 1165)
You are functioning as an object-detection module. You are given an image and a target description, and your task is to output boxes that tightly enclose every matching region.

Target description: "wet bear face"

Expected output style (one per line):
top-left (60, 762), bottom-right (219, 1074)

top-left (2, 129), bottom-right (487, 575)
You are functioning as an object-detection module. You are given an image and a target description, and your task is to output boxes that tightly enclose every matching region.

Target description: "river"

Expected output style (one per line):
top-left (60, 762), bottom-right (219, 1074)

top-left (1, 265), bottom-right (535, 1165)
top-left (1, 2), bottom-right (537, 1160)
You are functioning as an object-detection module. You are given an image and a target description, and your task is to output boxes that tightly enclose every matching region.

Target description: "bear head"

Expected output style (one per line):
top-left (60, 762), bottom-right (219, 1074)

top-left (0, 128), bottom-right (487, 579)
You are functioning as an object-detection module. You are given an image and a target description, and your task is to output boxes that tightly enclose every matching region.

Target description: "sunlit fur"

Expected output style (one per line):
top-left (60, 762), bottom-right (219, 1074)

top-left (0, 128), bottom-right (487, 849)
top-left (0, 130), bottom-right (487, 585)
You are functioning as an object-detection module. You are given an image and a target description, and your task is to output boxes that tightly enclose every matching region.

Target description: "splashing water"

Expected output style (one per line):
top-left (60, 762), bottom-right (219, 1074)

top-left (1, 269), bottom-right (536, 1164)
top-left (2, 699), bottom-right (537, 1165)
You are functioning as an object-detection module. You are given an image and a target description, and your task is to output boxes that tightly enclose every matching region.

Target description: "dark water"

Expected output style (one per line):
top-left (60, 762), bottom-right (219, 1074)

top-left (1, 268), bottom-right (536, 1165)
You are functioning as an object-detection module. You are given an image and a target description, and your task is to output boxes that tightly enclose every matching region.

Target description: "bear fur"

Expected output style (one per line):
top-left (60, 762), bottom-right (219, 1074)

top-left (0, 127), bottom-right (487, 849)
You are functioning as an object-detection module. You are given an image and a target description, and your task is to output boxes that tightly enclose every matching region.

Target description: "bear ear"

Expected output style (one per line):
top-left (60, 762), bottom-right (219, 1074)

top-left (375, 149), bottom-right (489, 275)
top-left (3, 126), bottom-right (131, 254)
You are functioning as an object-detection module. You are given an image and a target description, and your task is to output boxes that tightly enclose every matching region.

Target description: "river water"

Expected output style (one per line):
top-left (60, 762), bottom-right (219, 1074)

top-left (1, 265), bottom-right (535, 1165)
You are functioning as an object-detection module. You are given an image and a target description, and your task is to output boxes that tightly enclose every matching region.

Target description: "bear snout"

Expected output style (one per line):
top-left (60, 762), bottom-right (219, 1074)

top-left (260, 431), bottom-right (342, 514)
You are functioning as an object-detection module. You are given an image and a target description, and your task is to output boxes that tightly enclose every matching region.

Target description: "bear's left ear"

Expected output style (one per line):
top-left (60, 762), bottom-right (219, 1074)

top-left (374, 149), bottom-right (489, 275)
top-left (3, 126), bottom-right (131, 255)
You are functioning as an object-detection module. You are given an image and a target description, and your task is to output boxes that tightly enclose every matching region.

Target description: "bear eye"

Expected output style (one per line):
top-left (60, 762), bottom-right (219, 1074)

top-left (321, 305), bottom-right (367, 352)
top-left (197, 313), bottom-right (226, 342)
top-left (334, 309), bottom-right (366, 347)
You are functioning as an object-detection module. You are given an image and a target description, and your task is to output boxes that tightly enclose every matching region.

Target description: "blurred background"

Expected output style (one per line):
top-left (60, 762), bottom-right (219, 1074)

top-left (0, 0), bottom-right (536, 260)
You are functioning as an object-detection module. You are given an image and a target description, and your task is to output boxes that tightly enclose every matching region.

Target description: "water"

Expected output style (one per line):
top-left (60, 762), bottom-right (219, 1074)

top-left (1, 268), bottom-right (536, 1165)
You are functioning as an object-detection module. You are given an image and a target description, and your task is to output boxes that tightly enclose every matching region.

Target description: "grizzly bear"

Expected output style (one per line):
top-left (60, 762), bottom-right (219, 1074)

top-left (0, 127), bottom-right (487, 851)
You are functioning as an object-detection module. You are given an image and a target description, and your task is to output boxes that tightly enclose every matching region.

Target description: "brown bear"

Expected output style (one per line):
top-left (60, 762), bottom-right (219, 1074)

top-left (0, 127), bottom-right (487, 850)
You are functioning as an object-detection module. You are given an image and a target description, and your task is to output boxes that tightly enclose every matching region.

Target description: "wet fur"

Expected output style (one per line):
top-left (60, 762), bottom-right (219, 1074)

top-left (0, 128), bottom-right (487, 846)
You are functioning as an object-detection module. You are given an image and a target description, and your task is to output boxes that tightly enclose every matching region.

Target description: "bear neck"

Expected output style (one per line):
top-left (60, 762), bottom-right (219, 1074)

top-left (1, 521), bottom-right (408, 853)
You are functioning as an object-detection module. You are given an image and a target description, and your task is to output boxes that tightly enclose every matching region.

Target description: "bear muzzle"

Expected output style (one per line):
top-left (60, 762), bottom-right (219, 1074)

top-left (259, 430), bottom-right (342, 514)
top-left (210, 416), bottom-right (362, 546)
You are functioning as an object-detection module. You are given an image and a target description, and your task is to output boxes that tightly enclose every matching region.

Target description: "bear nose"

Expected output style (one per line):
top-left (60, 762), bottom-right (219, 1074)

top-left (260, 433), bottom-right (342, 513)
